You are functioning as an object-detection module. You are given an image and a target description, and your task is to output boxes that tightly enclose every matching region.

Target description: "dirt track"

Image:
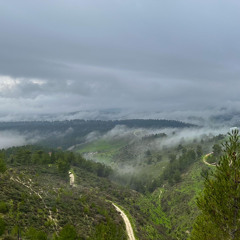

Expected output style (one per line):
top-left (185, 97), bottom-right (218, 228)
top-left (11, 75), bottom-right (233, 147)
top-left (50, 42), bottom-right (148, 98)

top-left (112, 203), bottom-right (136, 240)
top-left (68, 170), bottom-right (135, 239)
top-left (203, 152), bottom-right (216, 166)
top-left (69, 171), bottom-right (75, 187)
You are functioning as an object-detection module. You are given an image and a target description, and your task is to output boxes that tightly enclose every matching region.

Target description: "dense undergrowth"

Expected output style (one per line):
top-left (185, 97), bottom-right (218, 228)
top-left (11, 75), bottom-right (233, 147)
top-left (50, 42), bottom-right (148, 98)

top-left (0, 166), bottom-right (127, 240)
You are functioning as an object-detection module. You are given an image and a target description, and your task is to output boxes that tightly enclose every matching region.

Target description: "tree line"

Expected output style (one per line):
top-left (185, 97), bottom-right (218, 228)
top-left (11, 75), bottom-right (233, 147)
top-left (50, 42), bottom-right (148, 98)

top-left (0, 119), bottom-right (195, 149)
top-left (0, 145), bottom-right (112, 178)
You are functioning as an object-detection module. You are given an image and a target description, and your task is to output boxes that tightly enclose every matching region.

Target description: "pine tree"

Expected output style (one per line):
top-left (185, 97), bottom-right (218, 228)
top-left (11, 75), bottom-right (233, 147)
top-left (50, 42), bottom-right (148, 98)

top-left (191, 130), bottom-right (240, 239)
top-left (0, 158), bottom-right (6, 173)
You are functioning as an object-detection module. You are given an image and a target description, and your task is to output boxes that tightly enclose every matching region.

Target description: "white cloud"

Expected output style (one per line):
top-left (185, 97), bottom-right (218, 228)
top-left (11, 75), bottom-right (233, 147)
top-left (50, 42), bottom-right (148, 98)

top-left (0, 76), bottom-right (20, 91)
top-left (30, 79), bottom-right (46, 86)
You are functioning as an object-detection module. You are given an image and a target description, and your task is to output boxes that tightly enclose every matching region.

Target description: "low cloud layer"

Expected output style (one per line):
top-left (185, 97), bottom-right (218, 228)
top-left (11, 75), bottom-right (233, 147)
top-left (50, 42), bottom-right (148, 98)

top-left (0, 131), bottom-right (29, 149)
top-left (1, 1), bottom-right (240, 120)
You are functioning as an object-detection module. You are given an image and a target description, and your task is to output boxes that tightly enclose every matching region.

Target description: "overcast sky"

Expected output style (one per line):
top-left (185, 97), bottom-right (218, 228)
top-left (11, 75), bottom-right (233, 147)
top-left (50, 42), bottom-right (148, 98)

top-left (1, 0), bottom-right (240, 120)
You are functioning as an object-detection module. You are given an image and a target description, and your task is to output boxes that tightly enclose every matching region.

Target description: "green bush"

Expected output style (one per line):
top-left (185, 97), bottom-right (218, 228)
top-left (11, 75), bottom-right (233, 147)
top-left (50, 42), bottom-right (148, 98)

top-left (25, 227), bottom-right (47, 240)
top-left (0, 158), bottom-right (6, 173)
top-left (0, 218), bottom-right (6, 236)
top-left (58, 224), bottom-right (78, 240)
top-left (0, 201), bottom-right (8, 214)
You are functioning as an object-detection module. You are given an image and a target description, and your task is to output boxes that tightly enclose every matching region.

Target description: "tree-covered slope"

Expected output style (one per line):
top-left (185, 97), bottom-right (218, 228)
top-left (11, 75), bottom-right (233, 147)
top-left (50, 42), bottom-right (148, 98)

top-left (0, 167), bottom-right (127, 240)
top-left (0, 119), bottom-right (195, 149)
top-left (0, 146), bottom-right (173, 240)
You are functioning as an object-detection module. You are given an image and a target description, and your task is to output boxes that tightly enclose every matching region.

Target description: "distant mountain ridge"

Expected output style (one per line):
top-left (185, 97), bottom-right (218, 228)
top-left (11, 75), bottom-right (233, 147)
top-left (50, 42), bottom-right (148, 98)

top-left (0, 119), bottom-right (195, 149)
top-left (0, 119), bottom-right (195, 129)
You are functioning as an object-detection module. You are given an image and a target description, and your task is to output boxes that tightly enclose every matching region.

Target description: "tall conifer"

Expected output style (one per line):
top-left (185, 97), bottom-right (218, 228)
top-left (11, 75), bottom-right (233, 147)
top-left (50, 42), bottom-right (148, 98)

top-left (191, 130), bottom-right (240, 239)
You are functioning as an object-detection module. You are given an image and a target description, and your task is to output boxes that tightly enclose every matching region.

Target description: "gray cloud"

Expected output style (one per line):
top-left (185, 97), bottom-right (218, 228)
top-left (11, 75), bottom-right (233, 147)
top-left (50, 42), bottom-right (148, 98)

top-left (1, 0), bottom-right (240, 120)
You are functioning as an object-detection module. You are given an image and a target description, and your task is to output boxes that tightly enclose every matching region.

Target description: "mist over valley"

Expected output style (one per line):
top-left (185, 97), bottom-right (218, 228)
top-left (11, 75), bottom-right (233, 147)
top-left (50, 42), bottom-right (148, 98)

top-left (1, 0), bottom-right (240, 239)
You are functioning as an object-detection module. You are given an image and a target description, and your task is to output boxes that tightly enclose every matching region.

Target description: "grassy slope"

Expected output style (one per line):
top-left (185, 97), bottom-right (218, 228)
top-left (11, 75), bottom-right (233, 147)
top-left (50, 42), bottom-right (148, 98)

top-left (73, 137), bottom-right (204, 239)
top-left (161, 160), bottom-right (209, 240)
top-left (76, 139), bottom-right (128, 164)
top-left (76, 137), bottom-right (171, 175)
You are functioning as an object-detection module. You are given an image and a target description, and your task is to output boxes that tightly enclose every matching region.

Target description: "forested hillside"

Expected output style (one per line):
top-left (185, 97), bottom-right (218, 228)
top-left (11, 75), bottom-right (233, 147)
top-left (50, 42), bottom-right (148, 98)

top-left (0, 120), bottom-right (230, 240)
top-left (75, 127), bottom-right (227, 239)
top-left (0, 119), bottom-right (195, 149)
top-left (0, 146), bottom-right (172, 240)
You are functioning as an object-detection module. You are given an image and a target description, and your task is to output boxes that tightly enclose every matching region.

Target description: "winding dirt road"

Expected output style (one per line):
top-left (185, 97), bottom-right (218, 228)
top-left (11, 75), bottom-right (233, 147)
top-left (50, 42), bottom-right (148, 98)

top-left (112, 203), bottom-right (136, 240)
top-left (68, 171), bottom-right (135, 239)
top-left (203, 152), bottom-right (216, 166)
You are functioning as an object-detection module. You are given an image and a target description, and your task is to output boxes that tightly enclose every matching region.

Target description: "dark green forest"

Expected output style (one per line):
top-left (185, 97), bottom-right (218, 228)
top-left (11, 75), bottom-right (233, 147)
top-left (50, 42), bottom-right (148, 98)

top-left (0, 119), bottom-right (194, 149)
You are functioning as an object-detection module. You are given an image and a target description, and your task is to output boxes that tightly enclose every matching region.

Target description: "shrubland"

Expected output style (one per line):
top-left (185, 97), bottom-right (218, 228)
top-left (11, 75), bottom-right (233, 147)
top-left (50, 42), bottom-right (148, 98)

top-left (0, 145), bottom-right (173, 240)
